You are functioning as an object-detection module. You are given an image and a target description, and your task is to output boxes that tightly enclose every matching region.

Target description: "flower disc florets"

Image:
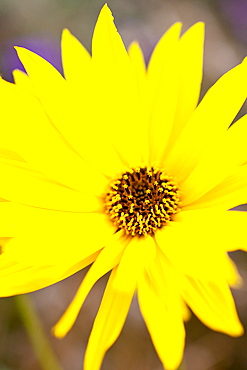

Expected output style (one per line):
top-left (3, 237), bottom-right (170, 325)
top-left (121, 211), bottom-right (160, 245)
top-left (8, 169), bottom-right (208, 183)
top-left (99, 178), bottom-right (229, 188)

top-left (105, 167), bottom-right (181, 236)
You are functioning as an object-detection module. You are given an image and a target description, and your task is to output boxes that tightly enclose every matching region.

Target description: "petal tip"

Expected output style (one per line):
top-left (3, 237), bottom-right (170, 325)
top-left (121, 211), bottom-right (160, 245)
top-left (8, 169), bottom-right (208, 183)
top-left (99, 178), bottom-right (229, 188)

top-left (62, 28), bottom-right (71, 38)
top-left (128, 41), bottom-right (141, 54)
top-left (231, 322), bottom-right (244, 337)
top-left (61, 28), bottom-right (73, 48)
top-left (52, 323), bottom-right (66, 339)
top-left (181, 21), bottom-right (205, 41)
top-left (193, 21), bottom-right (205, 29)
top-left (13, 46), bottom-right (22, 55)
top-left (100, 3), bottom-right (113, 19)
top-left (192, 21), bottom-right (205, 35)
top-left (14, 46), bottom-right (31, 62)
top-left (171, 21), bottom-right (183, 36)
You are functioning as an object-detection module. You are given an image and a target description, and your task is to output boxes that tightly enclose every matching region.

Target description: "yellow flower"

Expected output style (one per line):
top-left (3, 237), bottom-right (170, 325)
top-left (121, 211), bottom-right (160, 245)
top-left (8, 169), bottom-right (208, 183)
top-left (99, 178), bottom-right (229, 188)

top-left (0, 4), bottom-right (246, 370)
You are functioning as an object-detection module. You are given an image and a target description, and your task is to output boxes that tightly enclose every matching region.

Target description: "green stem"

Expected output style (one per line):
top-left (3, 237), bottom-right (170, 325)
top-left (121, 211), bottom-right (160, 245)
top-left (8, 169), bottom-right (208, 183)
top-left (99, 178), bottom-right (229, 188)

top-left (14, 294), bottom-right (63, 370)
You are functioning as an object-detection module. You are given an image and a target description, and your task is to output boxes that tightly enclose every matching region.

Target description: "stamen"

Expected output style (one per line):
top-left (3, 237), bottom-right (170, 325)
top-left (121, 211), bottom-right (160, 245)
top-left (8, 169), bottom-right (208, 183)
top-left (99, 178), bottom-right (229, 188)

top-left (105, 166), bottom-right (181, 236)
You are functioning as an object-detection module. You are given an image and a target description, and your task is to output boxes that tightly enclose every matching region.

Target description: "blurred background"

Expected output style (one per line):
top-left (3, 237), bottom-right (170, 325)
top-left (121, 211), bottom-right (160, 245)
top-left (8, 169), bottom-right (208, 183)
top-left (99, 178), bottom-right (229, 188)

top-left (0, 0), bottom-right (247, 369)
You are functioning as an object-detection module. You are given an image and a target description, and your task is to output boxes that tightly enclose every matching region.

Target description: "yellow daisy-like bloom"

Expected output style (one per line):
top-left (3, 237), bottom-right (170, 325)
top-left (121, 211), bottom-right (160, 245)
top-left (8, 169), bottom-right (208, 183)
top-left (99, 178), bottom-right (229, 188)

top-left (0, 4), bottom-right (247, 370)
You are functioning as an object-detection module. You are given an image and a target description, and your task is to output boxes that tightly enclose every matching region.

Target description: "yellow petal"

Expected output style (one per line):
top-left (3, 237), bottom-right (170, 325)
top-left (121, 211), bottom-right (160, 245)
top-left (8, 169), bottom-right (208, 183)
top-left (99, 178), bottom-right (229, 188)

top-left (0, 202), bottom-right (17, 236)
top-left (61, 28), bottom-right (91, 83)
top-left (0, 78), bottom-right (108, 195)
top-left (13, 69), bottom-right (35, 95)
top-left (0, 148), bottom-right (25, 162)
top-left (92, 4), bottom-right (149, 168)
top-left (182, 209), bottom-right (247, 257)
top-left (155, 210), bottom-right (241, 282)
top-left (113, 235), bottom-right (156, 293)
top-left (0, 250), bottom-right (99, 296)
top-left (138, 251), bottom-right (185, 370)
top-left (164, 22), bottom-right (204, 155)
top-left (0, 158), bottom-right (103, 212)
top-left (182, 276), bottom-right (243, 336)
top-left (16, 41), bottom-right (125, 178)
top-left (84, 267), bottom-right (134, 370)
top-left (128, 42), bottom-right (147, 95)
top-left (53, 231), bottom-right (127, 338)
top-left (166, 59), bottom-right (247, 182)
top-left (147, 23), bottom-right (182, 164)
top-left (1, 204), bottom-right (115, 266)
top-left (181, 114), bottom-right (247, 205)
top-left (205, 210), bottom-right (247, 252)
top-left (92, 4), bottom-right (130, 71)
top-left (185, 164), bottom-right (247, 211)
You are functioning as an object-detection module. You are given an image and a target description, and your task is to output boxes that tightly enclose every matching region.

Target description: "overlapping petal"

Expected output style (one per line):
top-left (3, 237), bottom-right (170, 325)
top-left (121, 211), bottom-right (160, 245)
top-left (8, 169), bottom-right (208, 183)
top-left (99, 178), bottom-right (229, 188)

top-left (0, 158), bottom-right (103, 212)
top-left (15, 47), bottom-right (125, 179)
top-left (0, 251), bottom-right (99, 296)
top-left (113, 234), bottom-right (156, 293)
top-left (182, 276), bottom-right (243, 336)
top-left (0, 202), bottom-right (115, 265)
top-left (84, 267), bottom-right (135, 370)
top-left (53, 231), bottom-right (127, 338)
top-left (61, 28), bottom-right (91, 83)
top-left (164, 22), bottom-right (204, 156)
top-left (92, 5), bottom-right (149, 168)
top-left (147, 23), bottom-right (181, 164)
top-left (155, 210), bottom-right (243, 283)
top-left (165, 59), bottom-right (247, 182)
top-left (13, 69), bottom-right (35, 94)
top-left (186, 164), bottom-right (247, 211)
top-left (128, 42), bottom-right (146, 96)
top-left (0, 78), bottom-right (108, 195)
top-left (181, 114), bottom-right (247, 205)
top-left (138, 250), bottom-right (185, 370)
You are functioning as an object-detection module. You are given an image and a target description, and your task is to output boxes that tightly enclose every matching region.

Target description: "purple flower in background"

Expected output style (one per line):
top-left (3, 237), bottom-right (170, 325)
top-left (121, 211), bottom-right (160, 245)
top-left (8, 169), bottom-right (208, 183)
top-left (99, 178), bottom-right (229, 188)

top-left (217, 0), bottom-right (247, 43)
top-left (1, 37), bottom-right (62, 82)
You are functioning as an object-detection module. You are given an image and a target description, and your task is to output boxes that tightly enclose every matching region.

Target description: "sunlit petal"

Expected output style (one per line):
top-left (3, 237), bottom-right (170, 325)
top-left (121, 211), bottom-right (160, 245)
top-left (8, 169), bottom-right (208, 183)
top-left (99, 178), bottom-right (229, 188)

top-left (84, 268), bottom-right (135, 370)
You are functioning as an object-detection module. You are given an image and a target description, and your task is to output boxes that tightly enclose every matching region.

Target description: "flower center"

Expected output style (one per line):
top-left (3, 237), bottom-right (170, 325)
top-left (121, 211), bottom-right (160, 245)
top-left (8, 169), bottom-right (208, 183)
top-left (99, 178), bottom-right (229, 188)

top-left (105, 166), bottom-right (181, 236)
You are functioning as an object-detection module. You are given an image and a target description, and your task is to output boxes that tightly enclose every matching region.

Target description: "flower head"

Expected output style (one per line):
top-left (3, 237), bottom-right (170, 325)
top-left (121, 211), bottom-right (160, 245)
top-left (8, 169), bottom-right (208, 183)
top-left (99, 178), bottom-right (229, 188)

top-left (0, 4), bottom-right (246, 370)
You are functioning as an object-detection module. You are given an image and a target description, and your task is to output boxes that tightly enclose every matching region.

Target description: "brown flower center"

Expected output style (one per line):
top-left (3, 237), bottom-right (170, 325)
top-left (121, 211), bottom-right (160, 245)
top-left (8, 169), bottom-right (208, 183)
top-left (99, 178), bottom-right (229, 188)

top-left (105, 166), bottom-right (181, 236)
